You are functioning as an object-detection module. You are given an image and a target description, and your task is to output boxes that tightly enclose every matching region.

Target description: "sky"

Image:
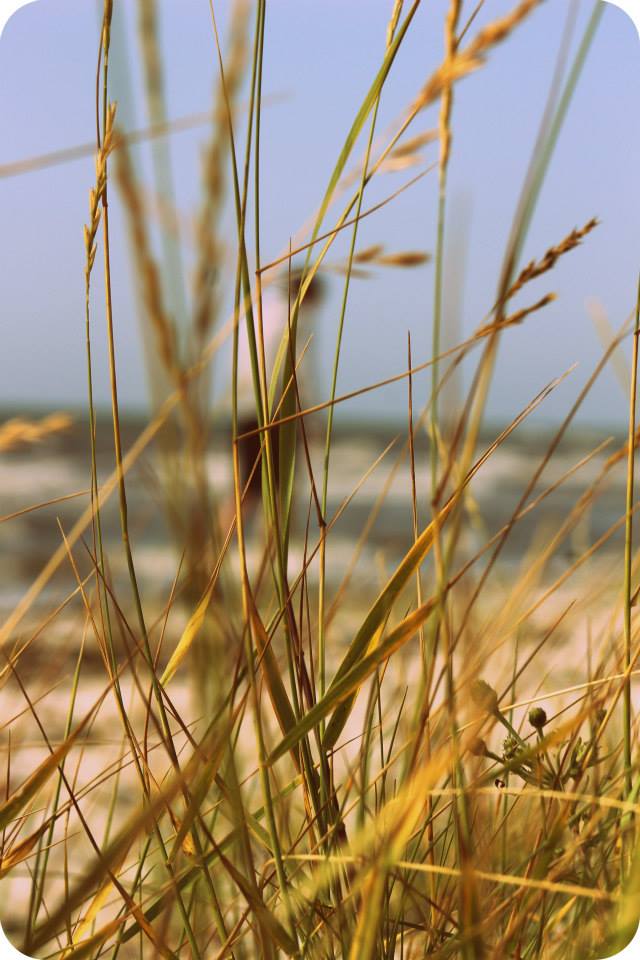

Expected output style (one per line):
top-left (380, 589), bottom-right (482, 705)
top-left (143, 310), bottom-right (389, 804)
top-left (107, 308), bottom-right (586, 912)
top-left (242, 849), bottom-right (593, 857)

top-left (0, 0), bottom-right (639, 428)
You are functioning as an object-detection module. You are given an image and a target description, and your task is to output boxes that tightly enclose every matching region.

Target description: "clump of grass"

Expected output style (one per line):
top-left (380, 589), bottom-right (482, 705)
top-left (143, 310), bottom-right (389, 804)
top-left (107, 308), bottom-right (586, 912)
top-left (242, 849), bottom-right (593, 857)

top-left (2, 1), bottom-right (639, 959)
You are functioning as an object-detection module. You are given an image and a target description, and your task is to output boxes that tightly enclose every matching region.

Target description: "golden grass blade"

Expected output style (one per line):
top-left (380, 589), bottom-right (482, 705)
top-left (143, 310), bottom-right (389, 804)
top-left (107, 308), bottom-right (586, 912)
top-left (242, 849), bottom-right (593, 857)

top-left (58, 915), bottom-right (127, 960)
top-left (0, 822), bottom-right (48, 878)
top-left (160, 575), bottom-right (217, 686)
top-left (66, 848), bottom-right (128, 950)
top-left (348, 866), bottom-right (387, 960)
top-left (285, 854), bottom-right (615, 903)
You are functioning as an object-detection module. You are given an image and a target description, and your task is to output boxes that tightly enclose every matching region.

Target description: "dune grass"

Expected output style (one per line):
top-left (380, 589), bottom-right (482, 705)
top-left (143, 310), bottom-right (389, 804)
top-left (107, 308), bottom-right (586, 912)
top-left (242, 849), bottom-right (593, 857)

top-left (1, 0), bottom-right (640, 957)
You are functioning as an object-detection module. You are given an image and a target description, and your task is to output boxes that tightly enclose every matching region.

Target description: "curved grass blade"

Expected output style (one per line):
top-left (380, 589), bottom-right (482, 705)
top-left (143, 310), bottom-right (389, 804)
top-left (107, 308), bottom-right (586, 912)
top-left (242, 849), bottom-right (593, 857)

top-left (160, 574), bottom-right (217, 686)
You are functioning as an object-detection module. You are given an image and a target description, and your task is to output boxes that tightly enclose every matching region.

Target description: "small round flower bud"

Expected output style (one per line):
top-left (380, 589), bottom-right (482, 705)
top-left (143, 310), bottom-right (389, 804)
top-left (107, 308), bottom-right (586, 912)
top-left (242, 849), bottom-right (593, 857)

top-left (528, 707), bottom-right (548, 730)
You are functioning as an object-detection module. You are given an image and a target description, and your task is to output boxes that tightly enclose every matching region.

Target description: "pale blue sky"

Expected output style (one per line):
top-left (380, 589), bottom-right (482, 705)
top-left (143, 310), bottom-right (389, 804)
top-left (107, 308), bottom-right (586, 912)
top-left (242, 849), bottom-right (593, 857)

top-left (0, 0), bottom-right (638, 426)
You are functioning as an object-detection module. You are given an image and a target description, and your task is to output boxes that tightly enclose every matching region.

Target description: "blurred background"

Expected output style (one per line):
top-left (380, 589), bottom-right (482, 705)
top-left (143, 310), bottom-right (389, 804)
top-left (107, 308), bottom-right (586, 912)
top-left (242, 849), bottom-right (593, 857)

top-left (0, 0), bottom-right (638, 427)
top-left (2, 0), bottom-right (639, 612)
